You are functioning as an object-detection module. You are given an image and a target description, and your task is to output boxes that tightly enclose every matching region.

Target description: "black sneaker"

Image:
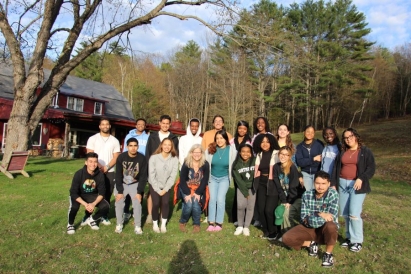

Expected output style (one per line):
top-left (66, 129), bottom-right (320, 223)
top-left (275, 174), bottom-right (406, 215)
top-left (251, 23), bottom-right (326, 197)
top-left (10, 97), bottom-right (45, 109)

top-left (308, 241), bottom-right (318, 257)
top-left (349, 243), bottom-right (362, 252)
top-left (341, 239), bottom-right (351, 248)
top-left (266, 233), bottom-right (279, 240)
top-left (322, 253), bottom-right (334, 267)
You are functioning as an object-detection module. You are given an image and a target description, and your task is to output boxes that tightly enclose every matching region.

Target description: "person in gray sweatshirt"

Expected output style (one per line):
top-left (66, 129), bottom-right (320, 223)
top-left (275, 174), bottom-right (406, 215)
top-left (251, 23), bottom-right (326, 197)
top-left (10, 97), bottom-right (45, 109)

top-left (148, 138), bottom-right (179, 233)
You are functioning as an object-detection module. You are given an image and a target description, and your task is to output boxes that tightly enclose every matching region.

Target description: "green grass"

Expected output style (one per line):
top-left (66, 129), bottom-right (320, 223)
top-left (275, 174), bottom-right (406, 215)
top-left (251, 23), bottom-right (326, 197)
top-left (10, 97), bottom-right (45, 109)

top-left (1, 117), bottom-right (411, 273)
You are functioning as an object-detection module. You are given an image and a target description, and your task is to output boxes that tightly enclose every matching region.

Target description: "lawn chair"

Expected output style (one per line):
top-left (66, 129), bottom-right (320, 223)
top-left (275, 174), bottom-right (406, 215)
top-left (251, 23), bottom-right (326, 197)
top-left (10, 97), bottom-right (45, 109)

top-left (0, 151), bottom-right (30, 179)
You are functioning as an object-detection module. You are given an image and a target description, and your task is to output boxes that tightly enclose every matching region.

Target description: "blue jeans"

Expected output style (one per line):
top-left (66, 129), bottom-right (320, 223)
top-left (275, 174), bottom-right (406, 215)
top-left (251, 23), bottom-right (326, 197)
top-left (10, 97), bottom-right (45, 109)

top-left (208, 175), bottom-right (229, 224)
top-left (339, 178), bottom-right (366, 243)
top-left (179, 190), bottom-right (202, 225)
top-left (301, 171), bottom-right (315, 192)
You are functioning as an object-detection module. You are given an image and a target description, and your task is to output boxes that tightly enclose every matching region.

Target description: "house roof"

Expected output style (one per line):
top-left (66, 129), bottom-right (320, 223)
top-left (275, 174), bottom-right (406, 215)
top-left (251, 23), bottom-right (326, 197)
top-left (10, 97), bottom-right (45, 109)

top-left (0, 62), bottom-right (134, 122)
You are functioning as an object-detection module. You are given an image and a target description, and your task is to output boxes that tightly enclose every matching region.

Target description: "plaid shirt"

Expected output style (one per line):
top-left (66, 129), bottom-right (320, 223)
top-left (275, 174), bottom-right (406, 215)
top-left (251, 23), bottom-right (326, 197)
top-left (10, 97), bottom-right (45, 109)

top-left (301, 188), bottom-right (339, 229)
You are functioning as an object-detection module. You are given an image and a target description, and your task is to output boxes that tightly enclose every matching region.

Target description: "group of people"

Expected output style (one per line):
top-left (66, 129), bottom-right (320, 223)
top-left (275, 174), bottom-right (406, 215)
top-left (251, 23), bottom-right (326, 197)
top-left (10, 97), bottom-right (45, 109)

top-left (67, 115), bottom-right (375, 268)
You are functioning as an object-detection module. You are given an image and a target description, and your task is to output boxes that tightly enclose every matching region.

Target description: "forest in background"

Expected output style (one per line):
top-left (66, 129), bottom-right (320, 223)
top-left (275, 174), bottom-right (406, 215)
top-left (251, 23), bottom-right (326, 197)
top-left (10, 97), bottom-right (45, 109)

top-left (48, 0), bottom-right (410, 134)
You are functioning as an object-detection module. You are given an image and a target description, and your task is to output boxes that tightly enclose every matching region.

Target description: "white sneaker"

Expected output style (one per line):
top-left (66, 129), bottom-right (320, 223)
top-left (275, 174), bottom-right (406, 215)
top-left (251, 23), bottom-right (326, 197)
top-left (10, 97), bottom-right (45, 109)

top-left (202, 217), bottom-right (208, 223)
top-left (243, 227), bottom-right (250, 236)
top-left (67, 224), bottom-right (75, 235)
top-left (153, 225), bottom-right (160, 233)
top-left (88, 218), bottom-right (99, 230)
top-left (135, 226), bottom-right (143, 235)
top-left (160, 226), bottom-right (167, 233)
top-left (80, 216), bottom-right (89, 226)
top-left (123, 213), bottom-right (132, 222)
top-left (115, 224), bottom-right (123, 234)
top-left (101, 217), bottom-right (111, 226)
top-left (234, 227), bottom-right (243, 236)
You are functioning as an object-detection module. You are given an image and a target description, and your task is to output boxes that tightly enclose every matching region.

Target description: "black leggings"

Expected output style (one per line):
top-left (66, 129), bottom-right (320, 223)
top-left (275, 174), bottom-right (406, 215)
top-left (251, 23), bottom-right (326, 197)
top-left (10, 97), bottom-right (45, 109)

top-left (149, 185), bottom-right (171, 221)
top-left (68, 195), bottom-right (109, 224)
top-left (257, 181), bottom-right (279, 235)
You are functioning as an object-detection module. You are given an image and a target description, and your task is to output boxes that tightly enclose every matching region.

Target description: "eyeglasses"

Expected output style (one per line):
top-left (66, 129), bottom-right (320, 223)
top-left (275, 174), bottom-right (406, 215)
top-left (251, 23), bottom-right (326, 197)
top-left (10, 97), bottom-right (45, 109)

top-left (343, 134), bottom-right (354, 141)
top-left (192, 151), bottom-right (202, 154)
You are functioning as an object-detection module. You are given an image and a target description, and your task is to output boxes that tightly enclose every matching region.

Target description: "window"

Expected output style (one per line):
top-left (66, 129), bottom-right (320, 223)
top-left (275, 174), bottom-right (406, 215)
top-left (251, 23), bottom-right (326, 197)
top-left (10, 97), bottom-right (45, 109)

top-left (31, 123), bottom-right (42, 146)
top-left (94, 102), bottom-right (102, 115)
top-left (67, 97), bottom-right (84, 112)
top-left (2, 123), bottom-right (42, 148)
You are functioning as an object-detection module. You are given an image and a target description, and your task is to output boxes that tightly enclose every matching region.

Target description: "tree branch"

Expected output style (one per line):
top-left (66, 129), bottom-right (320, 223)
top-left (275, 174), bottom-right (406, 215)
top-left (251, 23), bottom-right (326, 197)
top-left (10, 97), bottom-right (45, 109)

top-left (50, 28), bottom-right (71, 37)
top-left (165, 0), bottom-right (207, 6)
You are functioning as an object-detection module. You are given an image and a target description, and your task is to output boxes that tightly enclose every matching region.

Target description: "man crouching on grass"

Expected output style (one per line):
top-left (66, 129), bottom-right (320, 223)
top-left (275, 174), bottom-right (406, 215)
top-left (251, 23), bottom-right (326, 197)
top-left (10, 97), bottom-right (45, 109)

top-left (67, 152), bottom-right (109, 234)
top-left (282, 170), bottom-right (339, 267)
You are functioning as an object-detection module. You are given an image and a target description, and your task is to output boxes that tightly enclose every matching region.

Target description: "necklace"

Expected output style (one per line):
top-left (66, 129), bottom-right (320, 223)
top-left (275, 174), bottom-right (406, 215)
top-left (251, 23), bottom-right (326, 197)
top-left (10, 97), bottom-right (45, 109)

top-left (100, 134), bottom-right (110, 142)
top-left (304, 141), bottom-right (313, 150)
top-left (349, 149), bottom-right (358, 158)
top-left (217, 147), bottom-right (227, 159)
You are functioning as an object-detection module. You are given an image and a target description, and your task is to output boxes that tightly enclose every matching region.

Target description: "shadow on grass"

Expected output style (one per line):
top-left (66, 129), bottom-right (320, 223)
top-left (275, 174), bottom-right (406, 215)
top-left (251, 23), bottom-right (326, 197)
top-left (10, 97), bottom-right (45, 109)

top-left (168, 240), bottom-right (209, 274)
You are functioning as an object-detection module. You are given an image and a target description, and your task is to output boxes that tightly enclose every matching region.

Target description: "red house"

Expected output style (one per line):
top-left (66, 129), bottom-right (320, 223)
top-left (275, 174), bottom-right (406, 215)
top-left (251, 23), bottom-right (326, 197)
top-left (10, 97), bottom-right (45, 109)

top-left (0, 64), bottom-right (138, 157)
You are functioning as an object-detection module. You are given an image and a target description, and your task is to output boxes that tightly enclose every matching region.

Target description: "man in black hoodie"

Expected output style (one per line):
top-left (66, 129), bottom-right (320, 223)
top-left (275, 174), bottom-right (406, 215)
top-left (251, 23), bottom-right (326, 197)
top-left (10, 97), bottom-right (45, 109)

top-left (67, 152), bottom-right (109, 234)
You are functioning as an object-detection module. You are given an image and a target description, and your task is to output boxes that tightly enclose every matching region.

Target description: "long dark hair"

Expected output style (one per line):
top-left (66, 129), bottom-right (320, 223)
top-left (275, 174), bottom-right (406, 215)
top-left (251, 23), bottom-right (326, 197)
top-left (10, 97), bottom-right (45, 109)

top-left (253, 117), bottom-right (270, 135)
top-left (341, 128), bottom-right (363, 151)
top-left (234, 120), bottom-right (251, 150)
top-left (322, 126), bottom-right (342, 152)
top-left (208, 129), bottom-right (230, 154)
top-left (253, 133), bottom-right (280, 154)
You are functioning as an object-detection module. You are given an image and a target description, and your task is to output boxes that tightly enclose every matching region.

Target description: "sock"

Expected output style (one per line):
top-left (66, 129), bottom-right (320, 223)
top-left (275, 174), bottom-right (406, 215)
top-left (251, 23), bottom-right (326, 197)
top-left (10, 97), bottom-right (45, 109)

top-left (153, 220), bottom-right (158, 227)
top-left (161, 218), bottom-right (167, 227)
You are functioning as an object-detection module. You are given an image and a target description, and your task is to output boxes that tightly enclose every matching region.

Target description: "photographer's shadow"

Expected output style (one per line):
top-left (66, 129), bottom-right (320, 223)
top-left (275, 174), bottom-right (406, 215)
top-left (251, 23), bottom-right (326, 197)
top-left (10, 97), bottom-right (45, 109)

top-left (168, 240), bottom-right (208, 274)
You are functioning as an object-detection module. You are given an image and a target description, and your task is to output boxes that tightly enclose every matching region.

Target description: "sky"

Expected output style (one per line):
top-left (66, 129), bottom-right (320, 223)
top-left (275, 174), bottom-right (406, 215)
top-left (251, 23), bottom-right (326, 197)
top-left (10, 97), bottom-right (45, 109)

top-left (125, 0), bottom-right (411, 55)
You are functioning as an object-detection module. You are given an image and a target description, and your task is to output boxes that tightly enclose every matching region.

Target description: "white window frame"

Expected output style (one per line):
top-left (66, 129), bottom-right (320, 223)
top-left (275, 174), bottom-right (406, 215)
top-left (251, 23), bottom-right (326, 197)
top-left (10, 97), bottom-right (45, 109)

top-left (1, 123), bottom-right (42, 148)
top-left (94, 102), bottom-right (102, 115)
top-left (67, 97), bottom-right (84, 112)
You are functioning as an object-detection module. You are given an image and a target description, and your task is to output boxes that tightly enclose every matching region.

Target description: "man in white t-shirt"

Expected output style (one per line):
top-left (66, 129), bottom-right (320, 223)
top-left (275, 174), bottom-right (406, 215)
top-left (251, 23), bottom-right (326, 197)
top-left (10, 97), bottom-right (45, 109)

top-left (86, 119), bottom-right (121, 225)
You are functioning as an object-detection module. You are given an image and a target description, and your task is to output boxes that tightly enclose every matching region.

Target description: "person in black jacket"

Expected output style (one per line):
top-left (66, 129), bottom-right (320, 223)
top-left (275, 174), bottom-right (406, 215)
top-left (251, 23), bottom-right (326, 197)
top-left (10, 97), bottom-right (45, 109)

top-left (331, 128), bottom-right (375, 253)
top-left (67, 152), bottom-right (109, 234)
top-left (295, 125), bottom-right (324, 192)
top-left (275, 146), bottom-right (305, 234)
top-left (144, 114), bottom-right (179, 224)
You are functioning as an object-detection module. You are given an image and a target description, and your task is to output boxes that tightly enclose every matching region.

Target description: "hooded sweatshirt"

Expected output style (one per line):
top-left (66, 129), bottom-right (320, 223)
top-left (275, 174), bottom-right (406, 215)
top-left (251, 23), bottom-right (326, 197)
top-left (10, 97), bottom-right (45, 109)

top-left (123, 129), bottom-right (149, 155)
top-left (69, 165), bottom-right (105, 200)
top-left (179, 118), bottom-right (203, 167)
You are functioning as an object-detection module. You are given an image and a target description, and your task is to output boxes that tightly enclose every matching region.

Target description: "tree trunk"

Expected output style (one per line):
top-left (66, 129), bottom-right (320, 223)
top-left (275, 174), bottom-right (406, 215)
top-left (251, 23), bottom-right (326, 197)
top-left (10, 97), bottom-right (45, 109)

top-left (1, 98), bottom-right (31, 168)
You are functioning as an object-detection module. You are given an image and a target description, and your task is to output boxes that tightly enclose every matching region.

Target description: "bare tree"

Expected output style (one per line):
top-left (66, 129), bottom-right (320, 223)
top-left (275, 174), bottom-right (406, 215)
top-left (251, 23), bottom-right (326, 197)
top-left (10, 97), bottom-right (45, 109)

top-left (0, 0), bottom-right (236, 167)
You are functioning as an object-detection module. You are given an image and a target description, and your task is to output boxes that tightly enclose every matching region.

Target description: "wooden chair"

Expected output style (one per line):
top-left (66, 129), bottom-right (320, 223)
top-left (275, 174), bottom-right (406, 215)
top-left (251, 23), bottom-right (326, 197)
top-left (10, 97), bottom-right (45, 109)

top-left (0, 151), bottom-right (30, 179)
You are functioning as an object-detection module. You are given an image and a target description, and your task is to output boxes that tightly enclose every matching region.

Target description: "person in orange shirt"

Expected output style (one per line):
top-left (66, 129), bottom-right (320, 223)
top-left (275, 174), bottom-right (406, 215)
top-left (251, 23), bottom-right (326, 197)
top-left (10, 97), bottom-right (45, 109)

top-left (201, 115), bottom-right (233, 150)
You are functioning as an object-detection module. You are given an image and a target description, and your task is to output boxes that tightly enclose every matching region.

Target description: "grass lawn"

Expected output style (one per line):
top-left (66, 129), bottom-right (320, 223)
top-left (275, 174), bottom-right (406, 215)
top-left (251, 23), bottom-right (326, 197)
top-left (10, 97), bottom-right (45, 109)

top-left (1, 117), bottom-right (411, 273)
